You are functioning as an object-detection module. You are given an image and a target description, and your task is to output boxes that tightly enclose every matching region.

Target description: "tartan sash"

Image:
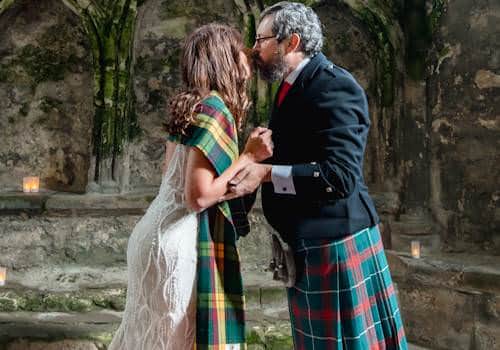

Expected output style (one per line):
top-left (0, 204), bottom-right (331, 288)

top-left (168, 91), bottom-right (246, 349)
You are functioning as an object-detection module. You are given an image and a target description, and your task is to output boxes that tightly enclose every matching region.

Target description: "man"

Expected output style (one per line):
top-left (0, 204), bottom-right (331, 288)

top-left (224, 2), bottom-right (408, 349)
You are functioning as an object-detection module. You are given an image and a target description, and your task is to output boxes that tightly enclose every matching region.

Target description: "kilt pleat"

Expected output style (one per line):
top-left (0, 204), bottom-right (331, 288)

top-left (288, 225), bottom-right (407, 350)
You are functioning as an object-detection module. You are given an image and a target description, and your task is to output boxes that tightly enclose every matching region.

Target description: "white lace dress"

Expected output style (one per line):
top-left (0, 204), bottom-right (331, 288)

top-left (109, 144), bottom-right (198, 350)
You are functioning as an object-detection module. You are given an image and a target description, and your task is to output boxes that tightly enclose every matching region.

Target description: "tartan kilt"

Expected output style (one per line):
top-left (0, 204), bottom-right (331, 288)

top-left (287, 225), bottom-right (407, 350)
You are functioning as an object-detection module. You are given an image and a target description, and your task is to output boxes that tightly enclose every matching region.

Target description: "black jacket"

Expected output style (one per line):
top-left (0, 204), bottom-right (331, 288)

top-left (261, 53), bottom-right (379, 242)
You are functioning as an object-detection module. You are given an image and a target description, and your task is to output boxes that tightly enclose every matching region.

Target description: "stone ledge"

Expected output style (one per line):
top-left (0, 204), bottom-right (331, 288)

top-left (0, 310), bottom-right (118, 343)
top-left (387, 250), bottom-right (500, 294)
top-left (0, 192), bottom-right (156, 216)
top-left (0, 190), bottom-right (393, 216)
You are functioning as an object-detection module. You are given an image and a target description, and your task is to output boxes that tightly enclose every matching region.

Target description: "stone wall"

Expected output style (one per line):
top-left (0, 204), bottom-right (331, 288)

top-left (427, 0), bottom-right (500, 254)
top-left (0, 0), bottom-right (94, 193)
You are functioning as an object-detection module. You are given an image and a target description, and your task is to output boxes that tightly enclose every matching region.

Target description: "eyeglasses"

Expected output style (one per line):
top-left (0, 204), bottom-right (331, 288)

top-left (254, 35), bottom-right (276, 44)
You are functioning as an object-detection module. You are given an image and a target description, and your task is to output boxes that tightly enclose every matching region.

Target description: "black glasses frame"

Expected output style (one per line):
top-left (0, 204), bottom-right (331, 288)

top-left (254, 35), bottom-right (276, 44)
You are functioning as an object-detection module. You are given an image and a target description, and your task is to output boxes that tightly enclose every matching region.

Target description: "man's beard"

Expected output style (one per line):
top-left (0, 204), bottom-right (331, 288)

top-left (252, 49), bottom-right (288, 82)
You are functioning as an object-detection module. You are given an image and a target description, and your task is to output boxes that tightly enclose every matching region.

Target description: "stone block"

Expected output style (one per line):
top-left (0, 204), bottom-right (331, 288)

top-left (5, 340), bottom-right (99, 350)
top-left (398, 285), bottom-right (475, 349)
top-left (372, 191), bottom-right (401, 215)
top-left (472, 321), bottom-right (500, 350)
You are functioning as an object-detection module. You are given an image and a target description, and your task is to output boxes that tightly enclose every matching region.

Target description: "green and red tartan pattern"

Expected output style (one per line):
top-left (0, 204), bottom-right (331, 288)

top-left (288, 225), bottom-right (408, 350)
top-left (169, 92), bottom-right (246, 349)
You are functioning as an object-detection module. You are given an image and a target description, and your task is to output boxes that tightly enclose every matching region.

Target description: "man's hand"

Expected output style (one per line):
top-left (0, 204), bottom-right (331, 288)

top-left (220, 163), bottom-right (272, 201)
top-left (242, 127), bottom-right (273, 162)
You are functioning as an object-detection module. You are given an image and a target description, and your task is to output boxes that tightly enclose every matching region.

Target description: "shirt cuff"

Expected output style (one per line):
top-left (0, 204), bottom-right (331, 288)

top-left (271, 165), bottom-right (296, 195)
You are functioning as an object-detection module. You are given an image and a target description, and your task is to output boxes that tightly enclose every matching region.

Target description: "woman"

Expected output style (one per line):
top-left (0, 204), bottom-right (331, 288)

top-left (109, 24), bottom-right (272, 349)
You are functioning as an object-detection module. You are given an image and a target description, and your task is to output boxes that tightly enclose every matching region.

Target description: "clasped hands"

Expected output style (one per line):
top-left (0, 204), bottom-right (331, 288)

top-left (220, 127), bottom-right (273, 201)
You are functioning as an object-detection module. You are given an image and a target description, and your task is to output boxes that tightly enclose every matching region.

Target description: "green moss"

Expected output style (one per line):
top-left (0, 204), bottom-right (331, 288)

top-left (74, 2), bottom-right (141, 166)
top-left (246, 325), bottom-right (294, 349)
top-left (17, 293), bottom-right (45, 312)
top-left (3, 290), bottom-right (127, 313)
top-left (0, 297), bottom-right (17, 312)
top-left (17, 45), bottom-right (80, 85)
top-left (91, 332), bottom-right (115, 346)
top-left (0, 0), bottom-right (16, 16)
top-left (39, 97), bottom-right (63, 113)
top-left (44, 294), bottom-right (94, 312)
top-left (354, 7), bottom-right (395, 106)
top-left (400, 0), bottom-right (447, 80)
top-left (244, 13), bottom-right (257, 48)
top-left (246, 329), bottom-right (264, 345)
top-left (266, 335), bottom-right (294, 349)
top-left (429, 0), bottom-right (447, 33)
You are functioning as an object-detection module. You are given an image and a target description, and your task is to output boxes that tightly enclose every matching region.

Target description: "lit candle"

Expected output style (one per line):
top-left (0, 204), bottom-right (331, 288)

top-left (411, 240), bottom-right (421, 259)
top-left (30, 176), bottom-right (40, 193)
top-left (0, 266), bottom-right (6, 286)
top-left (22, 176), bottom-right (40, 193)
top-left (23, 177), bottom-right (32, 193)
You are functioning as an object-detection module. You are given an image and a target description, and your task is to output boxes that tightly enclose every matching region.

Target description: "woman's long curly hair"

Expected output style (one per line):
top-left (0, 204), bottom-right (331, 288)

top-left (166, 24), bottom-right (252, 136)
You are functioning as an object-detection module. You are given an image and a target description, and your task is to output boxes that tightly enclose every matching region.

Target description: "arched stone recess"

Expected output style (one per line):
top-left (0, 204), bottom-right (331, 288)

top-left (62, 0), bottom-right (140, 194)
top-left (317, 1), bottom-right (404, 193)
top-left (0, 0), bottom-right (94, 193)
top-left (129, 0), bottom-right (243, 191)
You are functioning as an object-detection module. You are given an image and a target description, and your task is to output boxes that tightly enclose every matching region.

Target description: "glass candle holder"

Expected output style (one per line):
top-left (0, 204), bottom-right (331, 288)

top-left (0, 266), bottom-right (6, 286)
top-left (22, 176), bottom-right (40, 193)
top-left (411, 240), bottom-right (421, 259)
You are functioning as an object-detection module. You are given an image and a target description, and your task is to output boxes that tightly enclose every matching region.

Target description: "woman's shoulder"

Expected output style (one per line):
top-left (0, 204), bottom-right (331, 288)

top-left (196, 91), bottom-right (235, 125)
top-left (197, 91), bottom-right (229, 113)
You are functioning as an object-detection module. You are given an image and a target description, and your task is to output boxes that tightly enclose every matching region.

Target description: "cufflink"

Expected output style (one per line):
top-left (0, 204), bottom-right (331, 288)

top-left (310, 162), bottom-right (317, 165)
top-left (313, 171), bottom-right (320, 178)
top-left (326, 187), bottom-right (333, 193)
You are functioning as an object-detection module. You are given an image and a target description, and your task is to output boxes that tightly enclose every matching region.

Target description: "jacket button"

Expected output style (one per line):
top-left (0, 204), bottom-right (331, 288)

top-left (326, 187), bottom-right (333, 193)
top-left (313, 171), bottom-right (320, 178)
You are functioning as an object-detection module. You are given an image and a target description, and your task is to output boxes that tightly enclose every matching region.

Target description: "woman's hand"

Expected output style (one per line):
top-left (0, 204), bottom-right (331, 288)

top-left (242, 127), bottom-right (273, 162)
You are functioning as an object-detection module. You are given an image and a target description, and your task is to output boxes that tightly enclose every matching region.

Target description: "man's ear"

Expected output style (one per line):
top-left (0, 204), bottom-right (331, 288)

top-left (286, 33), bottom-right (301, 53)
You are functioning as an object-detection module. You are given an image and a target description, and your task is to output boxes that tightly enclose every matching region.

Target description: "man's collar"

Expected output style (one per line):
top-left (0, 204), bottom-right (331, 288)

top-left (284, 57), bottom-right (311, 85)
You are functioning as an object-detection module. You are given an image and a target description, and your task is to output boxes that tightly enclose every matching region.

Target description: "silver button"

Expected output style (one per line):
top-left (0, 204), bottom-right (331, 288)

top-left (326, 187), bottom-right (333, 193)
top-left (310, 162), bottom-right (317, 165)
top-left (313, 171), bottom-right (320, 178)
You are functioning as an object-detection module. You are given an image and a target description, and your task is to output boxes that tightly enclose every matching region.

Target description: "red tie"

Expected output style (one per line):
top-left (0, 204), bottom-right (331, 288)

top-left (277, 81), bottom-right (292, 107)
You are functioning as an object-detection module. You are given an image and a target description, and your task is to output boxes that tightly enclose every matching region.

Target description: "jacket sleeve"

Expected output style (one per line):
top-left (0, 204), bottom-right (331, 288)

top-left (291, 71), bottom-right (370, 199)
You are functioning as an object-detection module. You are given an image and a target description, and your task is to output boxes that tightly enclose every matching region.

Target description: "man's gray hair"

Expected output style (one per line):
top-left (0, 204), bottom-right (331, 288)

top-left (260, 1), bottom-right (323, 57)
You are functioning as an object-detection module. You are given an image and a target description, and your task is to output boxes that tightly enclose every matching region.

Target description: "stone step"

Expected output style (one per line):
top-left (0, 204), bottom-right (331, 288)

top-left (0, 277), bottom-right (287, 315)
top-left (391, 215), bottom-right (435, 236)
top-left (0, 310), bottom-right (431, 350)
